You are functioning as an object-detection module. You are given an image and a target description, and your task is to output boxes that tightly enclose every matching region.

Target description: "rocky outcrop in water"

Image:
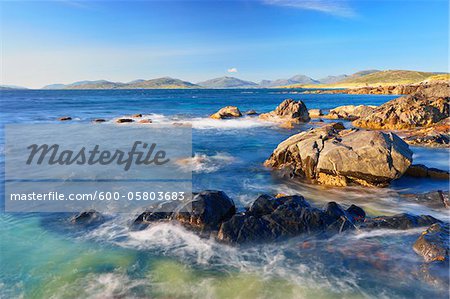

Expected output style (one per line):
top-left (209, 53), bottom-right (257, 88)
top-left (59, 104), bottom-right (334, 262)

top-left (217, 195), bottom-right (361, 244)
top-left (413, 223), bottom-right (449, 262)
top-left (210, 106), bottom-right (242, 119)
top-left (131, 190), bottom-right (442, 246)
top-left (399, 117), bottom-right (450, 148)
top-left (259, 99), bottom-right (310, 123)
top-left (264, 124), bottom-right (413, 187)
top-left (352, 86), bottom-right (449, 130)
top-left (324, 105), bottom-right (376, 121)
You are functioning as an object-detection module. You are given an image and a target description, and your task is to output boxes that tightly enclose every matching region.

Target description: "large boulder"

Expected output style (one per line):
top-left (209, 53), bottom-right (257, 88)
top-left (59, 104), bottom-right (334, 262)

top-left (353, 87), bottom-right (449, 130)
top-left (308, 109), bottom-right (323, 118)
top-left (413, 223), bottom-right (449, 262)
top-left (259, 99), bottom-right (310, 123)
top-left (264, 124), bottom-right (413, 187)
top-left (324, 105), bottom-right (376, 121)
top-left (210, 106), bottom-right (242, 119)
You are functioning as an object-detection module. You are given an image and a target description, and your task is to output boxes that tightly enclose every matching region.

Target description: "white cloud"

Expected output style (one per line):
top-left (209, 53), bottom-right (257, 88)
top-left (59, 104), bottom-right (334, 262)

top-left (228, 68), bottom-right (238, 73)
top-left (263, 0), bottom-right (356, 18)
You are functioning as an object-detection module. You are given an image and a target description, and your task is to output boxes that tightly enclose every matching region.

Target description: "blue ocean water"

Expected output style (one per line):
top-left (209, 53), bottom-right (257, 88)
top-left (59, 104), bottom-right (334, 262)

top-left (0, 89), bottom-right (449, 298)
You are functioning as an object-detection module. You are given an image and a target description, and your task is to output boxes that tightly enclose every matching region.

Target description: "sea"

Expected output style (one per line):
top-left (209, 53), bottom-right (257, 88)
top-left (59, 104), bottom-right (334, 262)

top-left (0, 89), bottom-right (449, 298)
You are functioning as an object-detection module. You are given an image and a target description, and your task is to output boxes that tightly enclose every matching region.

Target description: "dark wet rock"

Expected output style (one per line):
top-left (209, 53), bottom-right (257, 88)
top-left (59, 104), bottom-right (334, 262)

top-left (413, 223), bottom-right (449, 262)
top-left (360, 213), bottom-right (440, 230)
top-left (401, 190), bottom-right (449, 209)
top-left (210, 106), bottom-right (242, 119)
top-left (217, 195), bottom-right (356, 244)
top-left (131, 201), bottom-right (180, 230)
top-left (245, 109), bottom-right (258, 115)
top-left (173, 190), bottom-right (236, 231)
top-left (259, 99), bottom-right (310, 123)
top-left (264, 124), bottom-right (413, 187)
top-left (346, 204), bottom-right (366, 222)
top-left (93, 118), bottom-right (106, 123)
top-left (116, 118), bottom-right (134, 123)
top-left (405, 164), bottom-right (449, 180)
top-left (58, 116), bottom-right (72, 121)
top-left (70, 209), bottom-right (103, 225)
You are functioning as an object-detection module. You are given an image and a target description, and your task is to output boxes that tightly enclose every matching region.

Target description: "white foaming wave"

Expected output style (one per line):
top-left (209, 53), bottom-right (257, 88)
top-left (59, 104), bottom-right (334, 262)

top-left (349, 227), bottom-right (426, 240)
top-left (187, 116), bottom-right (274, 130)
top-left (176, 152), bottom-right (236, 173)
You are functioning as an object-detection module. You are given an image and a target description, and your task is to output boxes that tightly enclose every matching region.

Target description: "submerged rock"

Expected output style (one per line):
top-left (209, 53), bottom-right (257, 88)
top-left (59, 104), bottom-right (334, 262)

top-left (264, 124), bottom-right (413, 187)
top-left (413, 223), bottom-right (449, 262)
top-left (259, 99), bottom-right (310, 123)
top-left (210, 106), bottom-right (242, 119)
top-left (353, 88), bottom-right (449, 130)
top-left (93, 118), bottom-right (106, 123)
top-left (401, 190), bottom-right (449, 209)
top-left (70, 209), bottom-right (103, 225)
top-left (324, 105), bottom-right (376, 121)
top-left (360, 213), bottom-right (439, 230)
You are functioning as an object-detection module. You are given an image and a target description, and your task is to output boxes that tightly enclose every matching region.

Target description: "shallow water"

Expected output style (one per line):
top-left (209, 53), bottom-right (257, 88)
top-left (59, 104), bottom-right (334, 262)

top-left (1, 89), bottom-right (449, 298)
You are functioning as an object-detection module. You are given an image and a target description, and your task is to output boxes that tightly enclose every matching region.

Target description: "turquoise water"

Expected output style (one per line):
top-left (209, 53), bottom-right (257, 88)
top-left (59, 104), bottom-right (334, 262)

top-left (1, 89), bottom-right (449, 298)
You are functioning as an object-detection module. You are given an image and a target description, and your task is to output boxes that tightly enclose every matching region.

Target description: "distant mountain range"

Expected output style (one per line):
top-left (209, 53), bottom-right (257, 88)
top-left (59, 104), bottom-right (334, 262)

top-left (197, 76), bottom-right (258, 88)
top-left (2, 70), bottom-right (447, 90)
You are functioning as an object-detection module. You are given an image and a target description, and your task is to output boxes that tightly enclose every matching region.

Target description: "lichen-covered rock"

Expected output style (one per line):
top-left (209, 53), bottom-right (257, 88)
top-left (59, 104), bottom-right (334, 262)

top-left (259, 99), bottom-right (310, 123)
top-left (210, 106), bottom-right (242, 119)
top-left (413, 223), bottom-right (449, 262)
top-left (353, 90), bottom-right (449, 130)
top-left (264, 124), bottom-right (413, 187)
top-left (324, 105), bottom-right (376, 121)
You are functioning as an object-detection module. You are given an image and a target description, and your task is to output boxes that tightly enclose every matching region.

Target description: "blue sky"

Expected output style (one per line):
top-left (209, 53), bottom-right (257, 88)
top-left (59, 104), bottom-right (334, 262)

top-left (1, 0), bottom-right (448, 88)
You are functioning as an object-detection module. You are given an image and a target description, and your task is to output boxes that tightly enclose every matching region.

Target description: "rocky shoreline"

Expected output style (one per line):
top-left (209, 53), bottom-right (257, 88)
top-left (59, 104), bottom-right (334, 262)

top-left (71, 190), bottom-right (449, 267)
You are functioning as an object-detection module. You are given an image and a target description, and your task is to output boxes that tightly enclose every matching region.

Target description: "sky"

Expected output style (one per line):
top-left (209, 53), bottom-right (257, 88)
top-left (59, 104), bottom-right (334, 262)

top-left (0, 0), bottom-right (448, 88)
